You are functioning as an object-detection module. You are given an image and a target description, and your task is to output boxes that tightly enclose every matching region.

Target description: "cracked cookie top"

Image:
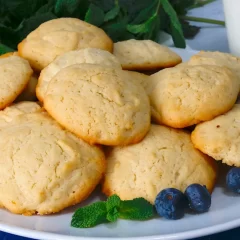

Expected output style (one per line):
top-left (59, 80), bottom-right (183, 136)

top-left (43, 64), bottom-right (151, 146)
top-left (102, 124), bottom-right (217, 204)
top-left (18, 18), bottom-right (113, 71)
top-left (0, 101), bottom-right (105, 215)
top-left (36, 48), bottom-right (121, 101)
top-left (149, 64), bottom-right (239, 128)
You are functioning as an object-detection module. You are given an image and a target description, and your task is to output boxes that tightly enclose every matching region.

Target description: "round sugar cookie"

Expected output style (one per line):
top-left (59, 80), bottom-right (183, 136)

top-left (191, 104), bottom-right (240, 167)
top-left (102, 124), bottom-right (217, 204)
top-left (0, 55), bottom-right (33, 109)
top-left (188, 51), bottom-right (240, 86)
top-left (44, 64), bottom-right (151, 146)
top-left (149, 64), bottom-right (239, 128)
top-left (123, 70), bottom-right (151, 94)
top-left (113, 39), bottom-right (182, 71)
top-left (0, 102), bottom-right (105, 215)
top-left (37, 48), bottom-right (121, 101)
top-left (18, 18), bottom-right (113, 71)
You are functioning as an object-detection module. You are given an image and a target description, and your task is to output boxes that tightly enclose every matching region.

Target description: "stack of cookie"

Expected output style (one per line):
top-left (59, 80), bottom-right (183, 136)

top-left (0, 17), bottom-right (238, 215)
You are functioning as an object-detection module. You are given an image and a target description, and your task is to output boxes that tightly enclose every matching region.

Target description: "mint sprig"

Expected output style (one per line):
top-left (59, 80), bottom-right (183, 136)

top-left (71, 195), bottom-right (154, 228)
top-left (0, 0), bottom-right (219, 54)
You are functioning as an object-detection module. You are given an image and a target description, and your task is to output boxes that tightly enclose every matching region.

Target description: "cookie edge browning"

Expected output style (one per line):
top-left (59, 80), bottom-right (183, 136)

top-left (3, 142), bottom-right (106, 216)
top-left (121, 58), bottom-right (182, 71)
top-left (101, 128), bottom-right (218, 203)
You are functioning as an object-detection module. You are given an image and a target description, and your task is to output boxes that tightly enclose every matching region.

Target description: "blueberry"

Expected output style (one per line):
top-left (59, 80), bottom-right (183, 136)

top-left (184, 183), bottom-right (211, 213)
top-left (154, 188), bottom-right (187, 220)
top-left (226, 167), bottom-right (240, 193)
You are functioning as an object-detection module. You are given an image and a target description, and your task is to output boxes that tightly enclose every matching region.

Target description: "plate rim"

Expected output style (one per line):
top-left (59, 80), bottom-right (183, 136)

top-left (1, 217), bottom-right (240, 240)
top-left (1, 47), bottom-right (239, 240)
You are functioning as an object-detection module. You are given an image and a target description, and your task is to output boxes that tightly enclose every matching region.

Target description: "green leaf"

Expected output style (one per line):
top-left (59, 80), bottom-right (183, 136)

top-left (142, 15), bottom-right (160, 42)
top-left (106, 194), bottom-right (121, 211)
top-left (119, 198), bottom-right (154, 220)
top-left (4, 0), bottom-right (48, 20)
top-left (161, 0), bottom-right (186, 48)
top-left (16, 12), bottom-right (57, 43)
top-left (89, 0), bottom-right (115, 12)
top-left (107, 207), bottom-right (119, 222)
top-left (104, 5), bottom-right (120, 22)
top-left (106, 195), bottom-right (121, 222)
top-left (0, 25), bottom-right (18, 49)
top-left (36, 0), bottom-right (56, 14)
top-left (130, 0), bottom-right (159, 24)
top-left (0, 43), bottom-right (14, 55)
top-left (102, 13), bottom-right (134, 42)
top-left (127, 15), bottom-right (156, 34)
top-left (119, 0), bottom-right (152, 22)
top-left (84, 3), bottom-right (105, 26)
top-left (71, 202), bottom-right (107, 228)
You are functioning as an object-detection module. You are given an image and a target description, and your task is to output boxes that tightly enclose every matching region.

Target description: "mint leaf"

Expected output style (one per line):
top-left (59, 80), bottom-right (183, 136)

top-left (127, 15), bottom-right (156, 34)
top-left (71, 202), bottom-right (107, 228)
top-left (104, 5), bottom-right (120, 22)
top-left (0, 25), bottom-right (17, 49)
top-left (106, 195), bottom-right (121, 211)
top-left (130, 0), bottom-right (159, 24)
top-left (106, 195), bottom-right (121, 222)
top-left (16, 12), bottom-right (57, 42)
top-left (107, 207), bottom-right (119, 222)
top-left (4, 0), bottom-right (48, 20)
top-left (161, 0), bottom-right (186, 48)
top-left (119, 198), bottom-right (154, 220)
top-left (0, 43), bottom-right (14, 55)
top-left (119, 0), bottom-right (152, 22)
top-left (36, 0), bottom-right (56, 14)
top-left (84, 3), bottom-right (105, 26)
top-left (89, 0), bottom-right (115, 12)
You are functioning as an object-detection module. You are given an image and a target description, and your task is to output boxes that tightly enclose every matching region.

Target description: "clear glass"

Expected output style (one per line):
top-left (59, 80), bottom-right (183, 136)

top-left (223, 0), bottom-right (240, 56)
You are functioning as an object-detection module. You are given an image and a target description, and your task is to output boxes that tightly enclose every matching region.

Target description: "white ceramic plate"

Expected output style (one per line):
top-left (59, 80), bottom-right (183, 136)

top-left (1, 48), bottom-right (240, 240)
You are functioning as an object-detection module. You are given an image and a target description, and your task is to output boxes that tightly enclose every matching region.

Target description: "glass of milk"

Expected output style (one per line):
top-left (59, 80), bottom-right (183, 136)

top-left (223, 0), bottom-right (240, 56)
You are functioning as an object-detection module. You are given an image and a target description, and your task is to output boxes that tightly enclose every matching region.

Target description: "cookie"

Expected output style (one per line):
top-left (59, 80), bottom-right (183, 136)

top-left (123, 70), bottom-right (151, 94)
top-left (191, 104), bottom-right (240, 167)
top-left (113, 39), bottom-right (182, 71)
top-left (149, 64), bottom-right (239, 128)
top-left (0, 52), bottom-right (19, 58)
top-left (0, 102), bottom-right (105, 215)
top-left (37, 48), bottom-right (121, 101)
top-left (44, 64), bottom-right (151, 146)
top-left (18, 18), bottom-right (113, 71)
top-left (188, 51), bottom-right (240, 83)
top-left (102, 124), bottom-right (217, 204)
top-left (16, 74), bottom-right (38, 102)
top-left (0, 55), bottom-right (33, 109)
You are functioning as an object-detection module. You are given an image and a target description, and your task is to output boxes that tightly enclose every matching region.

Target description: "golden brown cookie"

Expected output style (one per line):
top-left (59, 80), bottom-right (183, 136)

top-left (18, 18), bottom-right (113, 71)
top-left (191, 104), bottom-right (240, 167)
top-left (102, 124), bottom-right (217, 204)
top-left (44, 64), bottom-right (151, 146)
top-left (149, 64), bottom-right (239, 128)
top-left (0, 102), bottom-right (105, 215)
top-left (113, 39), bottom-right (182, 71)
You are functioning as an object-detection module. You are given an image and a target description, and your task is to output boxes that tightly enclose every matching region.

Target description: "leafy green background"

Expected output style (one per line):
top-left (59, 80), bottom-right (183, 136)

top-left (0, 0), bottom-right (215, 55)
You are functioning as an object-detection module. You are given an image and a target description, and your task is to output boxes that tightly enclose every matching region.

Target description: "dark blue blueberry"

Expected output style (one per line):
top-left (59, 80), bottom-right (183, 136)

top-left (184, 183), bottom-right (211, 213)
top-left (226, 167), bottom-right (240, 193)
top-left (154, 188), bottom-right (187, 220)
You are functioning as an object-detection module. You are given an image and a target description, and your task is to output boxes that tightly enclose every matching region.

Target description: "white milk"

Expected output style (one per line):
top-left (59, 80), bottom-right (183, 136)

top-left (223, 0), bottom-right (240, 56)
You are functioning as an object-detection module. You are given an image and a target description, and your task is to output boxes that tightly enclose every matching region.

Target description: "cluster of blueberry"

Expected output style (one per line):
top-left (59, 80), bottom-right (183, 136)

top-left (154, 183), bottom-right (211, 220)
top-left (154, 167), bottom-right (240, 220)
